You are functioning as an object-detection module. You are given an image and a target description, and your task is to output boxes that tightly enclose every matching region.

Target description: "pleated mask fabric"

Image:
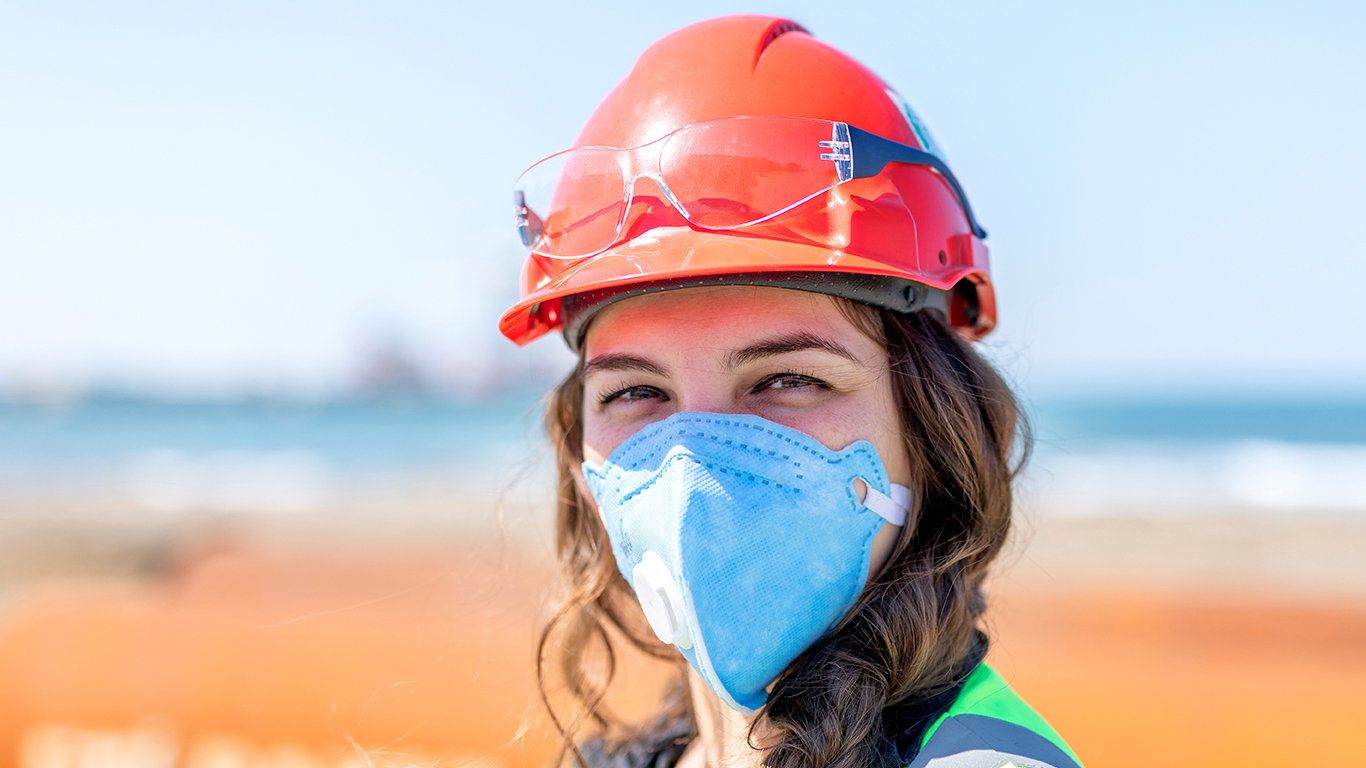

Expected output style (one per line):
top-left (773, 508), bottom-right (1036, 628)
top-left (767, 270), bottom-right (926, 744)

top-left (583, 412), bottom-right (909, 713)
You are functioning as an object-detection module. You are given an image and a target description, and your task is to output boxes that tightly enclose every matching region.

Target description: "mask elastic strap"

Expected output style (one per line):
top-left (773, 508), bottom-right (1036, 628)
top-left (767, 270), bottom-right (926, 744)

top-left (861, 483), bottom-right (912, 527)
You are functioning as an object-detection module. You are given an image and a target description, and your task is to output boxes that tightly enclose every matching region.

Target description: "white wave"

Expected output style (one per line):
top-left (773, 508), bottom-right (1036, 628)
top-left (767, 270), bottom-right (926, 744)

top-left (125, 449), bottom-right (333, 513)
top-left (1027, 439), bottom-right (1366, 514)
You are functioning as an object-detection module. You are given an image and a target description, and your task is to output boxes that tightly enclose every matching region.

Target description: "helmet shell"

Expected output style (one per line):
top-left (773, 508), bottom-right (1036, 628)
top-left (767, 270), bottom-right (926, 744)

top-left (579, 17), bottom-right (918, 151)
top-left (499, 15), bottom-right (995, 346)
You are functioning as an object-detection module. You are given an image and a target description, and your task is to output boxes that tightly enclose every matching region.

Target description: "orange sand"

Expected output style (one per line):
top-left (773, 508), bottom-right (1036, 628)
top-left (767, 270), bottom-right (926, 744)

top-left (988, 589), bottom-right (1366, 766)
top-left (0, 533), bottom-right (1362, 768)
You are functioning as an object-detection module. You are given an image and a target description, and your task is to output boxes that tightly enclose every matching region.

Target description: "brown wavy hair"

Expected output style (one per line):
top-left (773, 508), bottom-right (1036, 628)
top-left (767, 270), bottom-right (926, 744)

top-left (535, 300), bottom-right (1029, 768)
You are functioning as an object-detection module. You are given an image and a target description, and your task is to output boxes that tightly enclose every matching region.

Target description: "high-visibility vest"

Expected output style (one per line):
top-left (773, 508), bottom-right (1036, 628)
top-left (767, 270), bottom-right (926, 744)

top-left (907, 664), bottom-right (1083, 768)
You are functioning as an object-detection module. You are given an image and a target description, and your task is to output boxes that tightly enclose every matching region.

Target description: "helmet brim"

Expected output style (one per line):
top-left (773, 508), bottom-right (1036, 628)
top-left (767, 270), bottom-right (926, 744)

top-left (498, 226), bottom-right (991, 347)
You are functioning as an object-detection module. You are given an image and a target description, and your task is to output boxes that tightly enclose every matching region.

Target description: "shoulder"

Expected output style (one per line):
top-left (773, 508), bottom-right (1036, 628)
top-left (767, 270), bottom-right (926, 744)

top-left (908, 664), bottom-right (1084, 768)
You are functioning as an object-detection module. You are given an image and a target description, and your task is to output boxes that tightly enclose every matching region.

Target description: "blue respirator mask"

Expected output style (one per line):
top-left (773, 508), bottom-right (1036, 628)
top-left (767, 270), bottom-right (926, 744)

top-left (583, 412), bottom-right (911, 713)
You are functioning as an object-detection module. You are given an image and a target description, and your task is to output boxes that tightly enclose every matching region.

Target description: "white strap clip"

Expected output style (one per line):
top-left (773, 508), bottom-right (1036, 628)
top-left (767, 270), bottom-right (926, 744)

top-left (861, 482), bottom-right (912, 527)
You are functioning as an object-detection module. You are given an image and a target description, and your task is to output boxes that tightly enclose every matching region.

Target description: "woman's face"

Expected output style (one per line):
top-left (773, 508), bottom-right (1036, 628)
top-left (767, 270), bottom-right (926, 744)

top-left (580, 285), bottom-right (911, 576)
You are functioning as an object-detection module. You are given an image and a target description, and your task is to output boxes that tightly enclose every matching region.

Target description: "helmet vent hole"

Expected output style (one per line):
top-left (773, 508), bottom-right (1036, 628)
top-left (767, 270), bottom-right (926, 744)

top-left (937, 250), bottom-right (947, 266)
top-left (758, 20), bottom-right (811, 54)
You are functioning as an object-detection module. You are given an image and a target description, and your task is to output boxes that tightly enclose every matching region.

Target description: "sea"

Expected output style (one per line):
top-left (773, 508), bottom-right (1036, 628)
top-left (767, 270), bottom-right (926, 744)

top-left (1, 392), bottom-right (1364, 517)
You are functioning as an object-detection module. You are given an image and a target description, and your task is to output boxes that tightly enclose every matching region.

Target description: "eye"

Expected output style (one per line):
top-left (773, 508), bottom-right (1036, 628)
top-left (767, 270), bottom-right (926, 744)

top-left (754, 373), bottom-right (828, 393)
top-left (600, 384), bottom-right (667, 405)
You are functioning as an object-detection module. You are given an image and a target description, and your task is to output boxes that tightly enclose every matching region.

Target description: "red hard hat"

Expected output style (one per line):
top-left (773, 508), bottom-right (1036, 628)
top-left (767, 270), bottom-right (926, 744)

top-left (498, 15), bottom-right (996, 348)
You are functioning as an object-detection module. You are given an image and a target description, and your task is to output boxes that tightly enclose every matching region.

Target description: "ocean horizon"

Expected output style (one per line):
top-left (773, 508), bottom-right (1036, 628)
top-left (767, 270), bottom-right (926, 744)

top-left (2, 390), bottom-right (1364, 516)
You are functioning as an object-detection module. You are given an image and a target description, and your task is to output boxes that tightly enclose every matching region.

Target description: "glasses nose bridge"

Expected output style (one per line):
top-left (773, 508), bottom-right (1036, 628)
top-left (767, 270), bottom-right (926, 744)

top-left (619, 136), bottom-right (687, 215)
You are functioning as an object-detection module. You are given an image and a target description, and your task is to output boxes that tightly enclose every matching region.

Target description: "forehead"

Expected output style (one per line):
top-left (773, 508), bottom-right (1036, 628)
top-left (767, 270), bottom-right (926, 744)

top-left (582, 286), bottom-right (871, 356)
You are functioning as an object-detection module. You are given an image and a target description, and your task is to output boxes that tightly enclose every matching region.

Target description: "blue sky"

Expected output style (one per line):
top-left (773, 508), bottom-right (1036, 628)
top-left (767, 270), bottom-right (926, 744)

top-left (1, 0), bottom-right (1362, 397)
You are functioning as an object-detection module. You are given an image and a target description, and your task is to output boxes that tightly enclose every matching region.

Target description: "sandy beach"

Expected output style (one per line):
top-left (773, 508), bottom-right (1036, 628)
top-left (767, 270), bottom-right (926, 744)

top-left (0, 498), bottom-right (1362, 768)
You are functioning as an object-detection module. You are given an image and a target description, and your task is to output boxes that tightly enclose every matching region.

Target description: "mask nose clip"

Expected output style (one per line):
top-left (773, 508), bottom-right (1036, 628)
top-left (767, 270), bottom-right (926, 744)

top-left (632, 551), bottom-right (693, 650)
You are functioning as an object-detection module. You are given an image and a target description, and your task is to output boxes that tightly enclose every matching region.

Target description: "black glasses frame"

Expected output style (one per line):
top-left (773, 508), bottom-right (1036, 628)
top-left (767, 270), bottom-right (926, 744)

top-left (832, 125), bottom-right (987, 240)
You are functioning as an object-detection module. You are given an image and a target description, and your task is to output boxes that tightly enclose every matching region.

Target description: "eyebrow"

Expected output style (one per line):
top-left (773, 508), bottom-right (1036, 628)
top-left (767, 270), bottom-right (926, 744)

top-left (726, 332), bottom-right (863, 369)
top-left (583, 352), bottom-right (670, 378)
top-left (582, 332), bottom-right (863, 380)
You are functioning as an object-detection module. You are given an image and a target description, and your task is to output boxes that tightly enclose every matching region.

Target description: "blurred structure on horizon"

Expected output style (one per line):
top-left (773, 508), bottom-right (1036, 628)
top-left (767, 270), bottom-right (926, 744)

top-left (1, 1), bottom-right (1363, 402)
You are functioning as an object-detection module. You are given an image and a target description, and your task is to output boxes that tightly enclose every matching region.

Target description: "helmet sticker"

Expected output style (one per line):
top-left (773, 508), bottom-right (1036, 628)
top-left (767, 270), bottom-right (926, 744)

top-left (885, 88), bottom-right (945, 161)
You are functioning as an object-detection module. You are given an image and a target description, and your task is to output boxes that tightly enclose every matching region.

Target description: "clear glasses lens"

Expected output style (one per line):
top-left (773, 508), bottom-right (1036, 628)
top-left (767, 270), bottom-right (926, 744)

top-left (515, 148), bottom-right (627, 259)
top-left (513, 117), bottom-right (850, 257)
top-left (660, 117), bottom-right (843, 229)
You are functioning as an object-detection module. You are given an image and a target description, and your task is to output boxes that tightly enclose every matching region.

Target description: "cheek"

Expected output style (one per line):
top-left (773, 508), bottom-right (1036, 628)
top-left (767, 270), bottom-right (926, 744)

top-left (581, 409), bottom-right (641, 466)
top-left (581, 418), bottom-right (610, 467)
top-left (867, 378), bottom-right (910, 487)
top-left (788, 382), bottom-right (909, 485)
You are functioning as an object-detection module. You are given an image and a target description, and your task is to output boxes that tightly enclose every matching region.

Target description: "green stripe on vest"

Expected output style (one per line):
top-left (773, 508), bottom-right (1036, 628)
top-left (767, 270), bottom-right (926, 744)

top-left (918, 663), bottom-right (1083, 766)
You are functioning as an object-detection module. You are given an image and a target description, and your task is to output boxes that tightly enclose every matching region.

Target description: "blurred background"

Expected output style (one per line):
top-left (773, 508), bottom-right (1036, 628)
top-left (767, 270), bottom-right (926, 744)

top-left (1, 1), bottom-right (1363, 767)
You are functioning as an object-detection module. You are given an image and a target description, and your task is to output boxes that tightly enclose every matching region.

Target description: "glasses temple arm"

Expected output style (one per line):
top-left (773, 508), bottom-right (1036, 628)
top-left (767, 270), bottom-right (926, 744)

top-left (846, 125), bottom-right (988, 240)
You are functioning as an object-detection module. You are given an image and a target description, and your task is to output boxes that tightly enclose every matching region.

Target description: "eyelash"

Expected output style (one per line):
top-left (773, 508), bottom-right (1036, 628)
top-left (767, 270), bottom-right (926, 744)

top-left (597, 372), bottom-right (829, 405)
top-left (756, 371), bottom-right (828, 391)
top-left (598, 385), bottom-right (662, 405)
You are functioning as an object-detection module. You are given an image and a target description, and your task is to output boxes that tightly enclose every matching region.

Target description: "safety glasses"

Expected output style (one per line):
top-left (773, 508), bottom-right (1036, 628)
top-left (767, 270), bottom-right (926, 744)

top-left (513, 115), bottom-right (985, 261)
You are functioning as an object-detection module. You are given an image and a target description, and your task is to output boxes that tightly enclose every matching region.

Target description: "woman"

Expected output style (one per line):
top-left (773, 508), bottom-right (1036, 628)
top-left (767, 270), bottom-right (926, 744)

top-left (499, 15), bottom-right (1082, 768)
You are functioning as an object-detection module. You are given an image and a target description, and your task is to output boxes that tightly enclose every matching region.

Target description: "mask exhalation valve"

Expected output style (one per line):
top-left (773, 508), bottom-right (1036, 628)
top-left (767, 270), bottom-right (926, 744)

top-left (632, 551), bottom-right (693, 649)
